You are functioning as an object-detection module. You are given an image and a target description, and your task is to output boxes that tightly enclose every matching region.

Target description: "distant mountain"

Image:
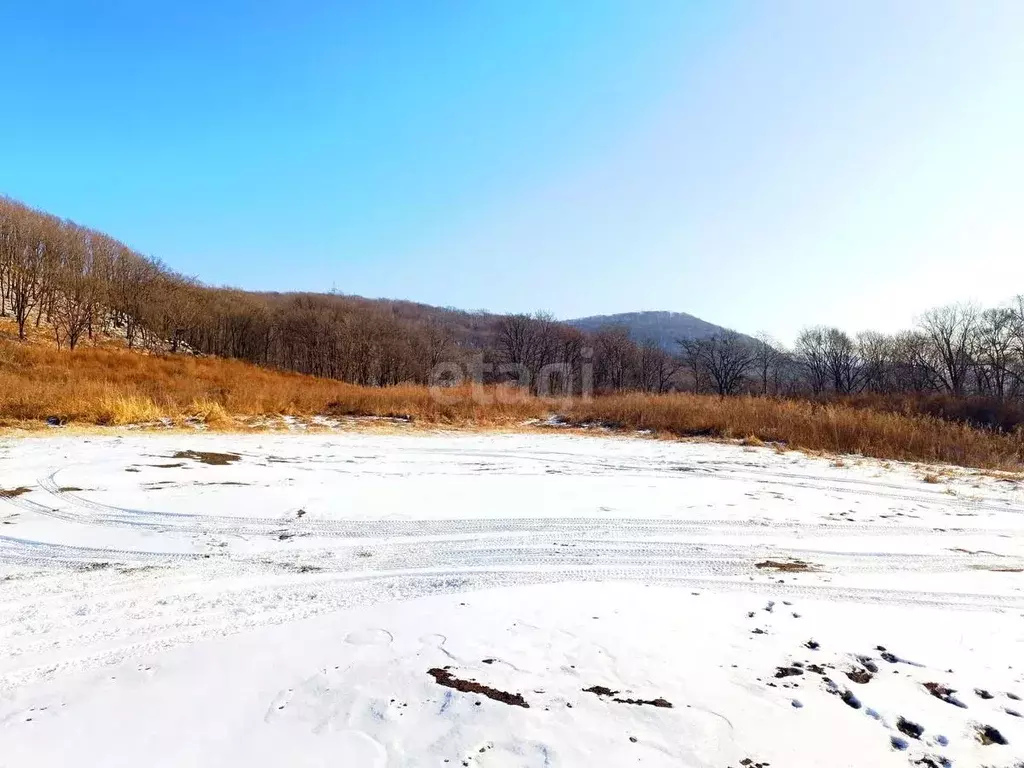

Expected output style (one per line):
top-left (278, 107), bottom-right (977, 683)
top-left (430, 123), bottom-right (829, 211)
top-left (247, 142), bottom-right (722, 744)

top-left (566, 311), bottom-right (748, 352)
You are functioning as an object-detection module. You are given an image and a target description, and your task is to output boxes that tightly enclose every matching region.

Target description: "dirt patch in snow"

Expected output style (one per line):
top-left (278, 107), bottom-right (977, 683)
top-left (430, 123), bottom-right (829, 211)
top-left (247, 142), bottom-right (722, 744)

top-left (923, 682), bottom-right (967, 708)
top-left (775, 666), bottom-right (804, 679)
top-left (0, 487), bottom-right (31, 498)
top-left (975, 724), bottom-right (1009, 746)
top-left (845, 667), bottom-right (873, 684)
top-left (427, 668), bottom-right (529, 708)
top-left (896, 716), bottom-right (924, 739)
top-left (583, 686), bottom-right (673, 708)
top-left (755, 559), bottom-right (817, 572)
top-left (171, 450), bottom-right (241, 466)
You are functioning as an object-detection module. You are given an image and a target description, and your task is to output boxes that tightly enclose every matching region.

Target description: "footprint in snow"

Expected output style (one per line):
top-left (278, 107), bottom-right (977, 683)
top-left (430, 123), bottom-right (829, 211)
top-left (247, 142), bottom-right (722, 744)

top-left (345, 628), bottom-right (394, 646)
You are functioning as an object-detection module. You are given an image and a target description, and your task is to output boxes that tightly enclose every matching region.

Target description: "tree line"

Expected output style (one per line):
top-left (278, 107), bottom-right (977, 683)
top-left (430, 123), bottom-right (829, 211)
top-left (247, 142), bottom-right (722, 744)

top-left (3, 196), bottom-right (1024, 409)
top-left (681, 302), bottom-right (1024, 403)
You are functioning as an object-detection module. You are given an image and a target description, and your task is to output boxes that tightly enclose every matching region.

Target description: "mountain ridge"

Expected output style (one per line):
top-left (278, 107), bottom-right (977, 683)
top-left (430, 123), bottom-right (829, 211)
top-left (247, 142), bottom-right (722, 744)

top-left (566, 310), bottom-right (750, 352)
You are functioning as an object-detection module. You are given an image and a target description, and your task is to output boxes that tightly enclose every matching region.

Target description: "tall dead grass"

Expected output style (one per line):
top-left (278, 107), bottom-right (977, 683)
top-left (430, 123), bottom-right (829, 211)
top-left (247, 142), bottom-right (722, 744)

top-left (1, 342), bottom-right (1022, 470)
top-left (0, 343), bottom-right (546, 426)
top-left (562, 392), bottom-right (1024, 470)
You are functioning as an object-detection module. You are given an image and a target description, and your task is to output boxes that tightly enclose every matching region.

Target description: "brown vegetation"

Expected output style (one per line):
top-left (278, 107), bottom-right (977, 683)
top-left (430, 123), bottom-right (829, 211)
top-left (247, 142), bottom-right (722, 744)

top-left (566, 393), bottom-right (1023, 470)
top-left (7, 195), bottom-right (1023, 409)
top-left (2, 341), bottom-right (1023, 471)
top-left (3, 195), bottom-right (1024, 471)
top-left (0, 342), bottom-right (546, 427)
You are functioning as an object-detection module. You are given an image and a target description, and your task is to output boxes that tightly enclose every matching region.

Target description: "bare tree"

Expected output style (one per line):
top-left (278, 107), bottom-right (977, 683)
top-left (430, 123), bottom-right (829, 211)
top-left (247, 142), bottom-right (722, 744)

top-left (637, 340), bottom-right (678, 393)
top-left (917, 304), bottom-right (978, 397)
top-left (4, 210), bottom-right (47, 340)
top-left (794, 327), bottom-right (829, 395)
top-left (822, 328), bottom-right (862, 394)
top-left (974, 307), bottom-right (1017, 399)
top-left (752, 333), bottom-right (784, 395)
top-left (856, 331), bottom-right (894, 393)
top-left (594, 325), bottom-right (635, 392)
top-left (51, 222), bottom-right (99, 349)
top-left (678, 337), bottom-right (707, 394)
top-left (696, 331), bottom-right (755, 396)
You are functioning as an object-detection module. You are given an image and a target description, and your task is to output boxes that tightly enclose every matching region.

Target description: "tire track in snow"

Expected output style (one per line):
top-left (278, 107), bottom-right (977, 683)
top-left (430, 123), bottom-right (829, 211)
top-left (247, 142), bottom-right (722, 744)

top-left (2, 434), bottom-right (1022, 690)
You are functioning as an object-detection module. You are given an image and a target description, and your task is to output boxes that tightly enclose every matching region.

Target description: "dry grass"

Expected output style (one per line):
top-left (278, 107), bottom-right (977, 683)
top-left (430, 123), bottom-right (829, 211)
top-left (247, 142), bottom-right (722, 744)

top-left (0, 342), bottom-right (547, 428)
top-left (560, 392), bottom-right (1024, 471)
top-left (2, 341), bottom-right (1023, 471)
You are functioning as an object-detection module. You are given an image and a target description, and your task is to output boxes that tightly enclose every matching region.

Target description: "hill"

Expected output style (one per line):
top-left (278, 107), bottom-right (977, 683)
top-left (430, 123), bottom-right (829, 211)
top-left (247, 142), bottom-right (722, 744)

top-left (566, 311), bottom-right (748, 351)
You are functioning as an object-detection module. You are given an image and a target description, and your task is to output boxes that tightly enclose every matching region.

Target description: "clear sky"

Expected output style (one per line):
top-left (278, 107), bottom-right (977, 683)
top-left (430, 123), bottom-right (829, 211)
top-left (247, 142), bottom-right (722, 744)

top-left (2, 1), bottom-right (1022, 341)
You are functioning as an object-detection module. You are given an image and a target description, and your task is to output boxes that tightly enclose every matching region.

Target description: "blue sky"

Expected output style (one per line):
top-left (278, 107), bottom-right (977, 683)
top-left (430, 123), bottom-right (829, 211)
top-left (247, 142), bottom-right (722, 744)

top-left (2, 1), bottom-right (1022, 341)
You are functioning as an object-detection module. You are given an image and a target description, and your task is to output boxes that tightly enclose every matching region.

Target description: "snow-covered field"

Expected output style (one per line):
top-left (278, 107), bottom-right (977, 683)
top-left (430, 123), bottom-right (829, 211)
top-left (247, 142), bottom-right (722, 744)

top-left (1, 431), bottom-right (1023, 767)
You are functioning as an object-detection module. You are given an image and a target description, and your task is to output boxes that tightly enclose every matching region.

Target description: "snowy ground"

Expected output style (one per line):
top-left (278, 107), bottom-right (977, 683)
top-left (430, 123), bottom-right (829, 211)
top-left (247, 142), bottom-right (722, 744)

top-left (1, 431), bottom-right (1023, 767)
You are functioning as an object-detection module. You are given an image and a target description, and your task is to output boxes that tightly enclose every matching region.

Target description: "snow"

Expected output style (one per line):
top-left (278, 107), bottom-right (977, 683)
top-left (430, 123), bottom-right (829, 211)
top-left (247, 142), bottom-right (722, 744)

top-left (1, 432), bottom-right (1023, 766)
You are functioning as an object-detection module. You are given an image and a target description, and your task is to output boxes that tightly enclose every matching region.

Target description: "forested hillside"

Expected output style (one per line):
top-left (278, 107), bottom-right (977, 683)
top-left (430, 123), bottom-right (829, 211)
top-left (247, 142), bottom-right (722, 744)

top-left (3, 195), bottom-right (1024, 416)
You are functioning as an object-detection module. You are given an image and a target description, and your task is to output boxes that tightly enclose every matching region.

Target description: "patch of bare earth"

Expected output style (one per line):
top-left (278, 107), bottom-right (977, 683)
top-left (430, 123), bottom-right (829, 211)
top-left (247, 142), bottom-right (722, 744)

top-left (755, 559), bottom-right (818, 573)
top-left (583, 686), bottom-right (673, 708)
top-left (427, 668), bottom-right (529, 708)
top-left (171, 450), bottom-right (241, 466)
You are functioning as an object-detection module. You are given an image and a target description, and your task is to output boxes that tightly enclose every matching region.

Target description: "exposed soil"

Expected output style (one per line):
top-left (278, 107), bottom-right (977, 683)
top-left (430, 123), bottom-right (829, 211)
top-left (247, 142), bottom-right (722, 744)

top-left (583, 685), bottom-right (673, 708)
top-left (427, 668), bottom-right (529, 708)
top-left (846, 667), bottom-right (873, 684)
top-left (975, 724), bottom-right (1008, 746)
top-left (0, 487), bottom-right (31, 498)
top-left (855, 655), bottom-right (879, 673)
top-left (914, 755), bottom-right (952, 768)
top-left (612, 696), bottom-right (673, 708)
top-left (924, 682), bottom-right (967, 708)
top-left (755, 559), bottom-right (816, 572)
top-left (775, 666), bottom-right (804, 679)
top-left (897, 717), bottom-right (924, 740)
top-left (171, 450), bottom-right (241, 466)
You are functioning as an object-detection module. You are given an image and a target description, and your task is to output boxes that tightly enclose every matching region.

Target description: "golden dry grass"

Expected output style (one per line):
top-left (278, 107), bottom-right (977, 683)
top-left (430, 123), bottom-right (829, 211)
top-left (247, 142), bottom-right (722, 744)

top-left (0, 341), bottom-right (547, 427)
top-left (561, 392), bottom-right (1024, 471)
top-left (2, 340), bottom-right (1023, 471)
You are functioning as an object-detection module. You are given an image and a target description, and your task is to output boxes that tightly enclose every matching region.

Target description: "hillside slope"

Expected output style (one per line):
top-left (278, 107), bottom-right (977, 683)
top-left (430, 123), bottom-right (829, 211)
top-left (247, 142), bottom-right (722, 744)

top-left (567, 311), bottom-right (750, 351)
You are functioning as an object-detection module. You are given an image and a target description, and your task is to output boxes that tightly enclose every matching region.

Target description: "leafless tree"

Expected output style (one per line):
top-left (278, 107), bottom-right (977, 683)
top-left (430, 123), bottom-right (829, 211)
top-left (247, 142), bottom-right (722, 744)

top-left (974, 307), bottom-right (1018, 399)
top-left (752, 333), bottom-right (784, 396)
top-left (917, 304), bottom-right (978, 397)
top-left (694, 331), bottom-right (755, 396)
top-left (794, 327), bottom-right (829, 395)
top-left (594, 325), bottom-right (635, 392)
top-left (822, 328), bottom-right (862, 394)
top-left (637, 340), bottom-right (678, 393)
top-left (856, 331), bottom-right (894, 394)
